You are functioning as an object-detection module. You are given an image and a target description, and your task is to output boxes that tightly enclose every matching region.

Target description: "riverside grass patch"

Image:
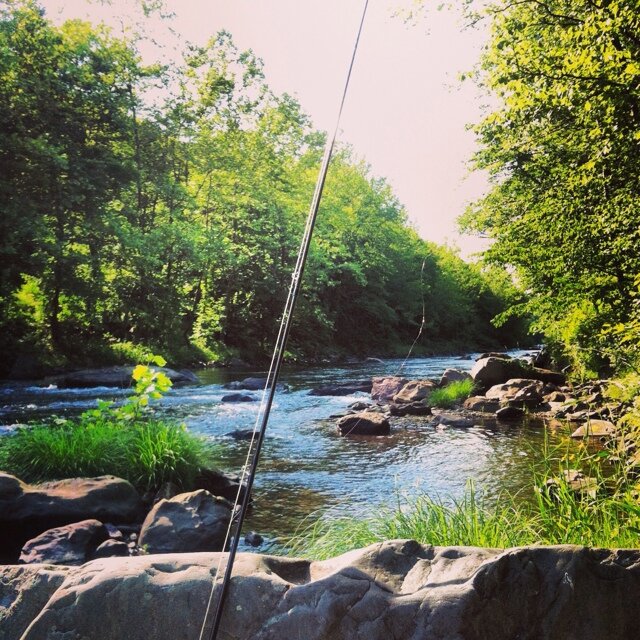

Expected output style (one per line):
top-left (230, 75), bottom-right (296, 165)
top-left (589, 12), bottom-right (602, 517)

top-left (0, 359), bottom-right (216, 492)
top-left (287, 440), bottom-right (640, 559)
top-left (427, 378), bottom-right (475, 408)
top-left (0, 415), bottom-right (215, 492)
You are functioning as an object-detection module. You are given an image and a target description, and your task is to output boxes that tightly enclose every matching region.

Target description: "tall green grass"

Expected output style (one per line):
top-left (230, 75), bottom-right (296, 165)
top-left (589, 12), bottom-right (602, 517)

top-left (0, 359), bottom-right (217, 491)
top-left (287, 441), bottom-right (640, 559)
top-left (0, 415), bottom-right (215, 492)
top-left (427, 378), bottom-right (475, 408)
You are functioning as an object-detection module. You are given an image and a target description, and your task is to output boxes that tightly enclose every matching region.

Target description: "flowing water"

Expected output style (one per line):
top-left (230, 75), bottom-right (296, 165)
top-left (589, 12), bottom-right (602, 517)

top-left (0, 351), bottom-right (565, 546)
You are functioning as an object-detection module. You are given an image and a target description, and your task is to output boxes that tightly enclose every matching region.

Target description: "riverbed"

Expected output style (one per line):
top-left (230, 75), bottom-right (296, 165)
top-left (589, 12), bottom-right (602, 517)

top-left (0, 352), bottom-right (565, 546)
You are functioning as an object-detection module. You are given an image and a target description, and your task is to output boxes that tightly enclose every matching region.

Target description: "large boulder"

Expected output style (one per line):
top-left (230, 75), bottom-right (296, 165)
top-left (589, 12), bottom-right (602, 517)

top-left (20, 519), bottom-right (109, 566)
top-left (337, 411), bottom-right (390, 436)
top-left (393, 380), bottom-right (436, 404)
top-left (371, 376), bottom-right (408, 401)
top-left (6, 542), bottom-right (640, 640)
top-left (138, 490), bottom-right (231, 554)
top-left (472, 358), bottom-right (565, 390)
top-left (0, 564), bottom-right (72, 640)
top-left (0, 474), bottom-right (143, 564)
top-left (44, 366), bottom-right (198, 388)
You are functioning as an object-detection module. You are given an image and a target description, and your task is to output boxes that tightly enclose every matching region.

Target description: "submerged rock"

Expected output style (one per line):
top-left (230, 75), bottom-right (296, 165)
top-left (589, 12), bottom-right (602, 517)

top-left (7, 541), bottom-right (640, 640)
top-left (221, 392), bottom-right (256, 402)
top-left (430, 413), bottom-right (475, 429)
top-left (309, 380), bottom-right (372, 396)
top-left (389, 401), bottom-right (432, 417)
top-left (337, 411), bottom-right (391, 436)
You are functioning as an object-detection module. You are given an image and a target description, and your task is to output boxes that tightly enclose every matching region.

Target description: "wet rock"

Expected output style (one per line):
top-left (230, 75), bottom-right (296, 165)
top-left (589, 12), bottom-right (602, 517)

top-left (244, 531), bottom-right (264, 547)
top-left (337, 411), bottom-right (391, 436)
top-left (393, 380), bottom-right (435, 404)
top-left (348, 400), bottom-right (372, 411)
top-left (388, 402), bottom-right (432, 417)
top-left (431, 413), bottom-right (475, 428)
top-left (138, 490), bottom-right (232, 554)
top-left (439, 368), bottom-right (472, 386)
top-left (45, 366), bottom-right (198, 388)
top-left (92, 539), bottom-right (130, 559)
top-left (309, 380), bottom-right (372, 396)
top-left (463, 396), bottom-right (500, 412)
top-left (0, 474), bottom-right (143, 564)
top-left (10, 541), bottom-right (640, 640)
top-left (193, 468), bottom-right (247, 503)
top-left (221, 392), bottom-right (256, 402)
top-left (571, 420), bottom-right (617, 439)
top-left (225, 429), bottom-right (255, 440)
top-left (224, 377), bottom-right (268, 390)
top-left (371, 376), bottom-right (409, 401)
top-left (495, 406), bottom-right (525, 421)
top-left (20, 519), bottom-right (109, 566)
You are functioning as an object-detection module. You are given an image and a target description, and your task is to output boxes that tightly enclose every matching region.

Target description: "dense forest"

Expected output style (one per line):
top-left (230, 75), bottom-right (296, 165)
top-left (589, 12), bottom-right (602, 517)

top-left (455, 0), bottom-right (640, 377)
top-left (0, 1), bottom-right (528, 378)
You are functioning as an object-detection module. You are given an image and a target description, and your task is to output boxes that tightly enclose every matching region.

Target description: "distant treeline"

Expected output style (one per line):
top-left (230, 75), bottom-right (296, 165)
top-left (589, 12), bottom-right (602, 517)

top-left (0, 2), bottom-right (528, 376)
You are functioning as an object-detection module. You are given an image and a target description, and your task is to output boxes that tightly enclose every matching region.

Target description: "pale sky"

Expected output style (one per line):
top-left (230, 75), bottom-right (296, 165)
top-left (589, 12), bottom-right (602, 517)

top-left (40, 0), bottom-right (492, 258)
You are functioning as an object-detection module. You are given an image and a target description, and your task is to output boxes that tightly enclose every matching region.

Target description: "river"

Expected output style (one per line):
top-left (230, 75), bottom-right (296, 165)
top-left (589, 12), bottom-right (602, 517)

top-left (0, 351), bottom-right (561, 547)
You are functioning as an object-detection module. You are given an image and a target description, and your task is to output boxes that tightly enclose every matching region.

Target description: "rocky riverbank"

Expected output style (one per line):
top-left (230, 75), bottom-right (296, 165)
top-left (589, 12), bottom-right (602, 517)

top-left (4, 540), bottom-right (640, 640)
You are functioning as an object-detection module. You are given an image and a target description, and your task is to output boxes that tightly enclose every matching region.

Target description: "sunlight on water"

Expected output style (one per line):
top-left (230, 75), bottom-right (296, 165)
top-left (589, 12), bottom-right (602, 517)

top-left (0, 351), bottom-right (559, 543)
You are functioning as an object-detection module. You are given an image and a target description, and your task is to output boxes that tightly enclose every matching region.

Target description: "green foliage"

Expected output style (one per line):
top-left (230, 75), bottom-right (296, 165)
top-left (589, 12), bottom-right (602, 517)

top-left (0, 2), bottom-right (528, 376)
top-left (427, 378), bottom-right (475, 408)
top-left (457, 0), bottom-right (640, 375)
top-left (288, 484), bottom-right (535, 559)
top-left (0, 359), bottom-right (215, 491)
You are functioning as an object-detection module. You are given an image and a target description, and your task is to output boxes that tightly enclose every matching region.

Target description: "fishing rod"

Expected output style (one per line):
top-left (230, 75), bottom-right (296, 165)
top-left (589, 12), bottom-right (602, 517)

top-left (198, 2), bottom-right (370, 639)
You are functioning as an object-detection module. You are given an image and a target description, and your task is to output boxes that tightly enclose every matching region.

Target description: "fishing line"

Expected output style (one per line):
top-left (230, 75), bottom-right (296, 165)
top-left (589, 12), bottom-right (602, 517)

top-left (340, 256), bottom-right (427, 437)
top-left (198, 2), bottom-right (370, 639)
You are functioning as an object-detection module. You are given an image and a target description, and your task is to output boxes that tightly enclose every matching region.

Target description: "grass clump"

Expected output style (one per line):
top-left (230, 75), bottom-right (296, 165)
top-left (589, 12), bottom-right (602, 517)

top-left (287, 441), bottom-right (640, 559)
top-left (0, 358), bottom-right (216, 492)
top-left (427, 378), bottom-right (475, 408)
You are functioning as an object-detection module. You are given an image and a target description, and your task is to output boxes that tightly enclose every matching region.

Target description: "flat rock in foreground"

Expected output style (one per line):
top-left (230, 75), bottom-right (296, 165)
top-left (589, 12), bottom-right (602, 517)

top-left (4, 541), bottom-right (640, 640)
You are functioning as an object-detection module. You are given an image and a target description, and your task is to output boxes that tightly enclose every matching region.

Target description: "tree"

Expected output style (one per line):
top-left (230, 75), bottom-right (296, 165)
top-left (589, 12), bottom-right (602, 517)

top-left (459, 0), bottom-right (640, 374)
